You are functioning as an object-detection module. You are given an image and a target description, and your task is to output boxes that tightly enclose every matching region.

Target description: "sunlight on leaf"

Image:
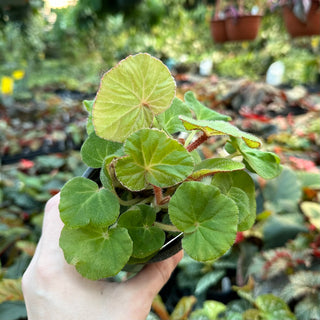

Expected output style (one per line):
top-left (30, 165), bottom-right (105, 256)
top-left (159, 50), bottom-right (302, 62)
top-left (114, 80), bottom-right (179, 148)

top-left (180, 115), bottom-right (261, 148)
top-left (190, 158), bottom-right (245, 180)
top-left (93, 53), bottom-right (176, 142)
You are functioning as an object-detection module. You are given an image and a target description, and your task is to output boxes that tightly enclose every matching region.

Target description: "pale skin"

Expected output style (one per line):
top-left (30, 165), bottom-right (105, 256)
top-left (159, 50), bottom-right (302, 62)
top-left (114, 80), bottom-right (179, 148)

top-left (22, 193), bottom-right (183, 320)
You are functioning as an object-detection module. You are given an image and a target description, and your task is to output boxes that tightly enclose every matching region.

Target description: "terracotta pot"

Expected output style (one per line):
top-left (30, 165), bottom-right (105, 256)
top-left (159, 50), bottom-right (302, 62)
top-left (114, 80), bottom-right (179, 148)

top-left (210, 19), bottom-right (229, 43)
top-left (225, 15), bottom-right (262, 41)
top-left (282, 1), bottom-right (320, 37)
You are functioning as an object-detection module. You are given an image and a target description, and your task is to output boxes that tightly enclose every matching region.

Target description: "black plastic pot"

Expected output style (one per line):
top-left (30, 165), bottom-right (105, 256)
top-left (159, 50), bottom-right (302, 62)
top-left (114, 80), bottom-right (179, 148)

top-left (82, 167), bottom-right (183, 271)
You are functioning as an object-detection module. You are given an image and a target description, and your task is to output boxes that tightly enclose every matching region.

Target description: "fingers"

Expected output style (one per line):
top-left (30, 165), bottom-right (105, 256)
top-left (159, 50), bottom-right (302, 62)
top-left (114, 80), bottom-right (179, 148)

top-left (42, 193), bottom-right (64, 242)
top-left (125, 250), bottom-right (183, 300)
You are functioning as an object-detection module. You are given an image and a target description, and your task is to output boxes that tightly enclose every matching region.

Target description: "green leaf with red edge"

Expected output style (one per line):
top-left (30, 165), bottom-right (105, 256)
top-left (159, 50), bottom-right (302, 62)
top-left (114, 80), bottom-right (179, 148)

top-left (92, 53), bottom-right (176, 142)
top-left (184, 91), bottom-right (231, 121)
top-left (118, 205), bottom-right (165, 258)
top-left (60, 225), bottom-right (132, 280)
top-left (59, 177), bottom-right (120, 228)
top-left (115, 129), bottom-right (194, 191)
top-left (81, 132), bottom-right (123, 168)
top-left (169, 181), bottom-right (238, 261)
top-left (212, 171), bottom-right (256, 231)
top-left (179, 115), bottom-right (262, 148)
top-left (190, 158), bottom-right (245, 180)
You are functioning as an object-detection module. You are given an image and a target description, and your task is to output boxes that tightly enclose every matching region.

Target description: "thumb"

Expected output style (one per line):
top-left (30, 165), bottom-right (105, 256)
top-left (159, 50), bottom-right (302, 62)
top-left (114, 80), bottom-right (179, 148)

top-left (125, 250), bottom-right (183, 300)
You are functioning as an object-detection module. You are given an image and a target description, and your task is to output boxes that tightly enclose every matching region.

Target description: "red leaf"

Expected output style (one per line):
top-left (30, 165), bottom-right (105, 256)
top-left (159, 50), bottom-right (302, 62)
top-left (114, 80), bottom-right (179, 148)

top-left (19, 159), bottom-right (34, 170)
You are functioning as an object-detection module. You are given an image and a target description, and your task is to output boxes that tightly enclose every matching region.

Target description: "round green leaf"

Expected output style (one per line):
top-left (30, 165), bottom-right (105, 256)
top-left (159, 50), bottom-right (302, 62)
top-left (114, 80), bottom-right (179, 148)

top-left (212, 171), bottom-right (256, 231)
top-left (115, 129), bottom-right (194, 191)
top-left (118, 205), bottom-right (165, 258)
top-left (179, 115), bottom-right (262, 148)
top-left (60, 225), bottom-right (132, 280)
top-left (190, 158), bottom-right (245, 180)
top-left (92, 53), bottom-right (176, 142)
top-left (169, 181), bottom-right (238, 261)
top-left (59, 177), bottom-right (120, 228)
top-left (81, 132), bottom-right (123, 168)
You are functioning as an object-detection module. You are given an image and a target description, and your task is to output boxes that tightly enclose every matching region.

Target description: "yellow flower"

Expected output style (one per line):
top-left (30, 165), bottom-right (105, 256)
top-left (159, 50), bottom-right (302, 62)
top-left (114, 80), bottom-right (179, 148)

top-left (242, 42), bottom-right (249, 49)
top-left (1, 76), bottom-right (14, 95)
top-left (12, 69), bottom-right (25, 80)
top-left (311, 37), bottom-right (320, 50)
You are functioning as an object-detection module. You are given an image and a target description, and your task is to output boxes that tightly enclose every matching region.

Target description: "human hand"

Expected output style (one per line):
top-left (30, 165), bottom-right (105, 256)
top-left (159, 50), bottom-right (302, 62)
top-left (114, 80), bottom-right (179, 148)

top-left (22, 193), bottom-right (183, 320)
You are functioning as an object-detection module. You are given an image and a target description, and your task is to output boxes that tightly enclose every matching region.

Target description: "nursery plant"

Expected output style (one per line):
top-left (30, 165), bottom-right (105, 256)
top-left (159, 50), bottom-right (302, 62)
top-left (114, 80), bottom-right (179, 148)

top-left (271, 0), bottom-right (320, 22)
top-left (58, 53), bottom-right (282, 280)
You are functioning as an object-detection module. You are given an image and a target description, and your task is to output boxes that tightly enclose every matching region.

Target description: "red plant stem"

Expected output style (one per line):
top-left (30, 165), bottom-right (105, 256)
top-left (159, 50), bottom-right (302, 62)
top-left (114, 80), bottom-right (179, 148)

top-left (186, 132), bottom-right (209, 152)
top-left (153, 185), bottom-right (163, 205)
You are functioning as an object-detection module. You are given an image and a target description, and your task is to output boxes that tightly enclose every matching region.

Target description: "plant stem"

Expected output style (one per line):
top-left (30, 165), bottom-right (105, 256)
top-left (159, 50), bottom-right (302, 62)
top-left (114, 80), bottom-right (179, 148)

top-left (112, 190), bottom-right (152, 206)
top-left (186, 132), bottom-right (209, 152)
top-left (153, 185), bottom-right (170, 206)
top-left (153, 185), bottom-right (163, 205)
top-left (184, 130), bottom-right (197, 147)
top-left (116, 196), bottom-right (143, 206)
top-left (154, 222), bottom-right (180, 233)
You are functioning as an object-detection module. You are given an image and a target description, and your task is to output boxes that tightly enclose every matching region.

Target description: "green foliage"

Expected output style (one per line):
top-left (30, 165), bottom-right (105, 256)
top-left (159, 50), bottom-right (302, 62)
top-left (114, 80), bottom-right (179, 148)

top-left (115, 129), bottom-right (194, 191)
top-left (169, 182), bottom-right (239, 261)
top-left (212, 171), bottom-right (256, 231)
top-left (59, 177), bottom-right (120, 228)
top-left (262, 167), bottom-right (302, 213)
top-left (190, 300), bottom-right (226, 319)
top-left (93, 53), bottom-right (176, 142)
top-left (118, 205), bottom-right (165, 259)
top-left (252, 294), bottom-right (296, 320)
top-left (59, 53), bottom-right (282, 280)
top-left (80, 133), bottom-right (123, 168)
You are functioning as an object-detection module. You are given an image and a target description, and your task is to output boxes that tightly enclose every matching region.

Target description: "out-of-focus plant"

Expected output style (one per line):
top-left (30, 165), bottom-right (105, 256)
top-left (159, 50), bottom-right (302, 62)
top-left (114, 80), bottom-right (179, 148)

top-left (269, 0), bottom-right (320, 22)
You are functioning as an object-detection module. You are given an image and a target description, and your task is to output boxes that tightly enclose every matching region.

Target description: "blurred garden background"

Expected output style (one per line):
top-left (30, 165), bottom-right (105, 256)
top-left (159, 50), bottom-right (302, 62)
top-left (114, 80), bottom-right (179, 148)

top-left (0, 0), bottom-right (320, 319)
